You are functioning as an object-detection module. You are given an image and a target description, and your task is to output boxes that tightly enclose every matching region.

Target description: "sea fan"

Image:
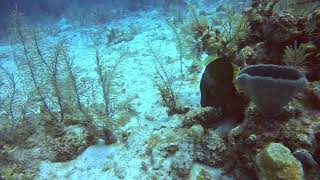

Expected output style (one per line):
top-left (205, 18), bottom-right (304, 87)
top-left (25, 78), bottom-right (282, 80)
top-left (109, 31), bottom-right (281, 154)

top-left (283, 40), bottom-right (309, 66)
top-left (305, 14), bottom-right (318, 33)
top-left (275, 0), bottom-right (320, 17)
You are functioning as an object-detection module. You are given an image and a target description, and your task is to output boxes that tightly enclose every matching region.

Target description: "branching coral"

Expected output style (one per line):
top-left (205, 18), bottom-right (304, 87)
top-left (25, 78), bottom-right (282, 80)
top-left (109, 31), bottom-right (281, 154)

top-left (0, 64), bottom-right (33, 132)
top-left (10, 9), bottom-right (57, 122)
top-left (166, 6), bottom-right (208, 67)
top-left (61, 45), bottom-right (97, 144)
top-left (147, 42), bottom-right (189, 116)
top-left (0, 65), bottom-right (18, 125)
top-left (168, 5), bottom-right (250, 77)
top-left (0, 64), bottom-right (36, 146)
top-left (191, 7), bottom-right (250, 62)
top-left (219, 9), bottom-right (250, 49)
top-left (189, 6), bottom-right (209, 39)
top-left (150, 50), bottom-right (179, 115)
top-left (0, 65), bottom-right (35, 144)
top-left (94, 47), bottom-right (126, 119)
top-left (9, 9), bottom-right (99, 138)
top-left (166, 19), bottom-right (186, 77)
top-left (49, 40), bottom-right (65, 123)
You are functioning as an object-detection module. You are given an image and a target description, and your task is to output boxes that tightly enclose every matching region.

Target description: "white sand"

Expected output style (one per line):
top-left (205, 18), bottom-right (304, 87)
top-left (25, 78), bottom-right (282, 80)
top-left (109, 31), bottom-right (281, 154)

top-left (0, 4), bottom-right (232, 179)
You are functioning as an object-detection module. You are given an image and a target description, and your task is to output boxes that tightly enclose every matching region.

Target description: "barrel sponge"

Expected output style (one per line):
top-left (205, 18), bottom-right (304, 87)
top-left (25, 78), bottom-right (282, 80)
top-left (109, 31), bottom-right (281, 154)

top-left (235, 64), bottom-right (307, 117)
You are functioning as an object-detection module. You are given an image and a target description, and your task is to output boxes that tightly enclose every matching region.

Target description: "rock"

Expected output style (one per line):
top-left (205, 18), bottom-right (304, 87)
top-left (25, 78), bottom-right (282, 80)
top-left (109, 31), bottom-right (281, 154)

top-left (102, 128), bottom-right (117, 145)
top-left (235, 46), bottom-right (254, 66)
top-left (255, 143), bottom-right (304, 180)
top-left (245, 7), bottom-right (265, 42)
top-left (190, 163), bottom-right (232, 180)
top-left (7, 146), bottom-right (53, 169)
top-left (51, 126), bottom-right (91, 162)
top-left (182, 107), bottom-right (222, 127)
top-left (304, 82), bottom-right (320, 110)
top-left (280, 114), bottom-right (319, 150)
top-left (171, 146), bottom-right (194, 178)
top-left (263, 12), bottom-right (297, 45)
top-left (147, 128), bottom-right (195, 177)
top-left (194, 130), bottom-right (226, 167)
top-left (107, 28), bottom-right (135, 45)
top-left (0, 121), bottom-right (36, 147)
top-left (162, 143), bottom-right (179, 157)
top-left (227, 124), bottom-right (245, 145)
top-left (247, 42), bottom-right (283, 65)
top-left (188, 125), bottom-right (205, 143)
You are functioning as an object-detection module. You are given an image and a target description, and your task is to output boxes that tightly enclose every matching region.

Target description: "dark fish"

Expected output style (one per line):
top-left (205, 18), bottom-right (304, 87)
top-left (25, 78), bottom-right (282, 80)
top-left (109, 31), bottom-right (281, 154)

top-left (293, 149), bottom-right (319, 169)
top-left (314, 145), bottom-right (320, 165)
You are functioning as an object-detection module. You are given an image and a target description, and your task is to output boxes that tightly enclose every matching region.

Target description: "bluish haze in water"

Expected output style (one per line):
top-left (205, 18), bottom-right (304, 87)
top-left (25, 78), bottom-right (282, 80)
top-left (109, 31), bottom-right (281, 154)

top-left (0, 0), bottom-right (191, 38)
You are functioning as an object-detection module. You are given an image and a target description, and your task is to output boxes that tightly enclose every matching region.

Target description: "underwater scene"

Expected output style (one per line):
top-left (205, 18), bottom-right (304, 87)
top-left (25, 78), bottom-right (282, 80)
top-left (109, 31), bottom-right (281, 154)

top-left (0, 0), bottom-right (320, 179)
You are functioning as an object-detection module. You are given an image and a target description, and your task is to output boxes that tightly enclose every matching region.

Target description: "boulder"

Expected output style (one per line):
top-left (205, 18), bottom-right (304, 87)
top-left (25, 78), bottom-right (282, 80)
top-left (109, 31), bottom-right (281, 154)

top-left (255, 143), bottom-right (304, 180)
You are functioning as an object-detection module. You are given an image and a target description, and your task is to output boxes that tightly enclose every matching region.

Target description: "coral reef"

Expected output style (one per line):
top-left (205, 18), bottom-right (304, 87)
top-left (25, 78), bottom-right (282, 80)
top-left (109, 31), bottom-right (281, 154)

top-left (182, 106), bottom-right (222, 127)
top-left (51, 126), bottom-right (93, 162)
top-left (194, 130), bottom-right (227, 167)
top-left (303, 81), bottom-right (320, 109)
top-left (182, 1), bottom-right (320, 178)
top-left (216, 98), bottom-right (320, 178)
top-left (170, 145), bottom-right (194, 178)
top-left (262, 12), bottom-right (298, 45)
top-left (91, 0), bottom-right (320, 178)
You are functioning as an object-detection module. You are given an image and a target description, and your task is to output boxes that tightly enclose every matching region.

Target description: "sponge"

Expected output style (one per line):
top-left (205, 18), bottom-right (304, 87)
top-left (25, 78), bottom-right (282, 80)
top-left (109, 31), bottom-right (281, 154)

top-left (236, 64), bottom-right (306, 116)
